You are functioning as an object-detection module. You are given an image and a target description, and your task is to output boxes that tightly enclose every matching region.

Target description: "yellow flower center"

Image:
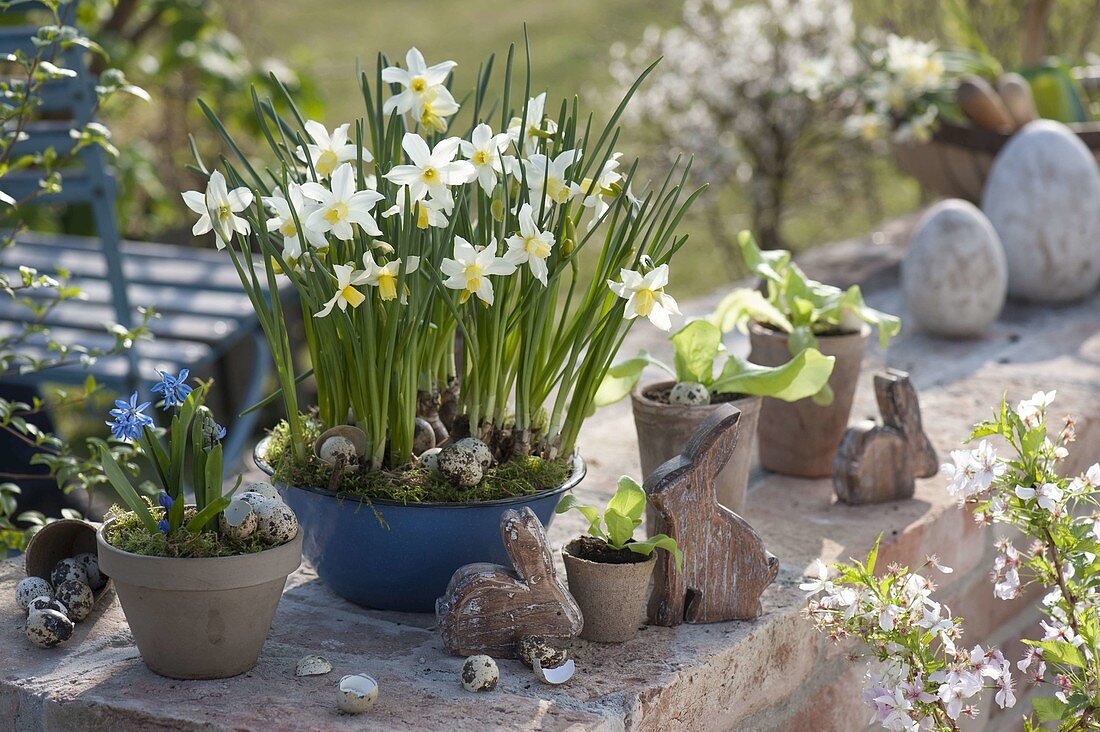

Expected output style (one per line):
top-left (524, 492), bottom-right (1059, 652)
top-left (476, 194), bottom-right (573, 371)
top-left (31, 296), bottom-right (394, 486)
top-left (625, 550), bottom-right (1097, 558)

top-left (377, 272), bottom-right (397, 301)
top-left (416, 203), bottom-right (431, 229)
top-left (316, 149), bottom-right (338, 176)
top-left (278, 219), bottom-right (297, 238)
top-left (324, 202), bottom-right (349, 225)
top-left (464, 263), bottom-right (484, 293)
top-left (472, 150), bottom-right (490, 165)
top-left (524, 235), bottom-right (550, 259)
top-left (217, 204), bottom-right (233, 222)
top-left (411, 76), bottom-right (427, 93)
top-left (421, 167), bottom-right (439, 184)
top-left (340, 284), bottom-right (365, 308)
top-left (547, 177), bottom-right (570, 203)
top-left (634, 287), bottom-right (657, 317)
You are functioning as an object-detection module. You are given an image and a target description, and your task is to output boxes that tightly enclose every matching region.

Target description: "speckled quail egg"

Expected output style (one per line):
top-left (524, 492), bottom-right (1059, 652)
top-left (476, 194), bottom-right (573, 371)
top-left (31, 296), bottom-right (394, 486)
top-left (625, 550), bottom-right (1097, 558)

top-left (460, 655), bottom-right (498, 692)
top-left (516, 636), bottom-right (568, 670)
top-left (458, 437), bottom-right (493, 469)
top-left (242, 481), bottom-right (280, 501)
top-left (295, 654), bottom-right (332, 677)
top-left (413, 418), bottom-right (436, 456)
top-left (255, 499), bottom-right (299, 545)
top-left (54, 580), bottom-right (93, 622)
top-left (419, 447), bottom-right (442, 475)
top-left (669, 381), bottom-right (711, 406)
top-left (437, 440), bottom-right (489, 488)
top-left (73, 552), bottom-right (105, 591)
top-left (50, 558), bottom-right (87, 588)
top-left (218, 496), bottom-right (259, 541)
top-left (16, 576), bottom-right (54, 610)
top-left (26, 596), bottom-right (68, 617)
top-left (337, 673), bottom-right (379, 713)
top-left (25, 608), bottom-right (74, 648)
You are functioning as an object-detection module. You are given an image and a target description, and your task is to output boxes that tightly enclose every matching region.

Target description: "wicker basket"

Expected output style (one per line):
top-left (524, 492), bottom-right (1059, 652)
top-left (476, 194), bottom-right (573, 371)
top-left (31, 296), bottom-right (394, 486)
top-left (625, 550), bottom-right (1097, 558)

top-left (892, 120), bottom-right (1100, 202)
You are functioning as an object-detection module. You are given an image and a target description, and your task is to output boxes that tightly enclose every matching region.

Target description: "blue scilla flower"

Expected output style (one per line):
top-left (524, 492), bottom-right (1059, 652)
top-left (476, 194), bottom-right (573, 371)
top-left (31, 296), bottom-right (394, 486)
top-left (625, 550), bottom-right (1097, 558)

top-left (106, 392), bottom-right (155, 441)
top-left (151, 369), bottom-right (193, 410)
top-left (157, 493), bottom-right (173, 511)
top-left (157, 519), bottom-right (170, 535)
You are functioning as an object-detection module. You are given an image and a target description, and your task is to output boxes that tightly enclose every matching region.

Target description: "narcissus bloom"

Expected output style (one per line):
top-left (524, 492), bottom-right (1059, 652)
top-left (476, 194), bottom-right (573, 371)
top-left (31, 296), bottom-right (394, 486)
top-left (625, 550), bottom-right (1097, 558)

top-left (263, 184), bottom-right (323, 266)
top-left (507, 92), bottom-right (557, 156)
top-left (316, 263), bottom-right (368, 317)
top-left (461, 123), bottom-right (510, 193)
top-left (382, 187), bottom-right (452, 229)
top-left (608, 264), bottom-right (680, 331)
top-left (384, 134), bottom-right (475, 203)
top-left (441, 236), bottom-right (516, 305)
top-left (182, 170), bottom-right (253, 249)
top-left (358, 252), bottom-right (420, 303)
top-left (382, 47), bottom-right (458, 120)
top-left (302, 163), bottom-right (385, 241)
top-left (504, 204), bottom-right (554, 285)
top-left (522, 149), bottom-right (581, 206)
top-left (296, 120), bottom-right (370, 178)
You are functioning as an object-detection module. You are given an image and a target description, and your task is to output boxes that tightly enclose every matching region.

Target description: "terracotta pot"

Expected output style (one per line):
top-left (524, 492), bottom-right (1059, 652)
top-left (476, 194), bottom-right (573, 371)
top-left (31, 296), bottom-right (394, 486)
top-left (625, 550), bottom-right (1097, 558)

top-left (25, 518), bottom-right (112, 606)
top-left (562, 539), bottom-right (655, 643)
top-left (96, 521), bottom-right (302, 679)
top-left (749, 323), bottom-right (869, 478)
top-left (630, 381), bottom-right (760, 514)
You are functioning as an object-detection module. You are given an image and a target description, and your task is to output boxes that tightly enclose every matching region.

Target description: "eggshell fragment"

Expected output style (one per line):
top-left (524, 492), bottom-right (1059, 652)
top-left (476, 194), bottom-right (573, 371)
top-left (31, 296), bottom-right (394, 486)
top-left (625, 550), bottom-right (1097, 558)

top-left (516, 636), bottom-right (568, 670)
top-left (295, 654), bottom-right (332, 677)
top-left (337, 673), bottom-right (379, 713)
top-left (533, 658), bottom-right (576, 685)
top-left (218, 497), bottom-right (259, 541)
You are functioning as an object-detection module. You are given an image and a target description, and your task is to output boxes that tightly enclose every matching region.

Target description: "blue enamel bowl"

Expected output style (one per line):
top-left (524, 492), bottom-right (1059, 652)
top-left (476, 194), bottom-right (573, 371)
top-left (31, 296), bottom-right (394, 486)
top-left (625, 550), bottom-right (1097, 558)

top-left (254, 439), bottom-right (584, 613)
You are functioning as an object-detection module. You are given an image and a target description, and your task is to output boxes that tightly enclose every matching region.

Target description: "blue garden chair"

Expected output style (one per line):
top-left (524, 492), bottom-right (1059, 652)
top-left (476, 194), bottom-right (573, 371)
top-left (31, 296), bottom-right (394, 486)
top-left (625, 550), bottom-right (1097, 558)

top-left (0, 2), bottom-right (289, 466)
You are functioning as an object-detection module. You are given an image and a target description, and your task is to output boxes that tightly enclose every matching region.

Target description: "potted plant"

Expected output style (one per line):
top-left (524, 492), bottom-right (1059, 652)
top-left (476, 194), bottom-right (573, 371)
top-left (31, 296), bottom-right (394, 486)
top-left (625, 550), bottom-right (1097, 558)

top-left (710, 231), bottom-right (901, 478)
top-left (93, 374), bottom-right (302, 679)
top-left (191, 43), bottom-right (703, 612)
top-left (594, 319), bottom-right (835, 513)
top-left (556, 477), bottom-right (681, 643)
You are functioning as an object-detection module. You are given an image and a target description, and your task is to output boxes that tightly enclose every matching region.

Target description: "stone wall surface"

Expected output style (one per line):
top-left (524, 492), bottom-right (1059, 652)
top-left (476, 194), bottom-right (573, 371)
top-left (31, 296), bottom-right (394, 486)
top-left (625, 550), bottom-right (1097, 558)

top-left (0, 216), bottom-right (1096, 731)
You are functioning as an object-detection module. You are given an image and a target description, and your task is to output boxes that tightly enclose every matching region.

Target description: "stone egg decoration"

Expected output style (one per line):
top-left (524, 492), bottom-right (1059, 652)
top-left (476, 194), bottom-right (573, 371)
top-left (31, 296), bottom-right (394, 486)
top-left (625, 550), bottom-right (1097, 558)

top-left (437, 440), bottom-right (487, 488)
top-left (27, 596), bottom-right (68, 617)
top-left (25, 608), bottom-right (74, 648)
top-left (669, 381), bottom-right (711, 406)
top-left (981, 120), bottom-right (1100, 302)
top-left (73, 552), bottom-right (105, 591)
top-left (460, 654), bottom-right (499, 693)
top-left (419, 447), bottom-right (442, 476)
top-left (242, 481), bottom-right (280, 501)
top-left (16, 576), bottom-right (54, 610)
top-left (516, 636), bottom-right (568, 670)
top-left (413, 418), bottom-right (436, 456)
top-left (219, 497), bottom-right (259, 541)
top-left (54, 580), bottom-right (93, 622)
top-left (314, 425), bottom-right (367, 466)
top-left (902, 199), bottom-right (1007, 338)
top-left (50, 558), bottom-right (87, 589)
top-left (295, 654), bottom-right (332, 677)
top-left (255, 499), bottom-right (299, 545)
top-left (337, 673), bottom-right (379, 713)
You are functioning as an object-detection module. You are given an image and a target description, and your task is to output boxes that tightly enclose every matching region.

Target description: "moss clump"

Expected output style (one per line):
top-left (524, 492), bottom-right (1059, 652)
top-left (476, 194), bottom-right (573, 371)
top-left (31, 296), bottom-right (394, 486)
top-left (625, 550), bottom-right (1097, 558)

top-left (103, 505), bottom-right (276, 559)
top-left (263, 418), bottom-right (574, 504)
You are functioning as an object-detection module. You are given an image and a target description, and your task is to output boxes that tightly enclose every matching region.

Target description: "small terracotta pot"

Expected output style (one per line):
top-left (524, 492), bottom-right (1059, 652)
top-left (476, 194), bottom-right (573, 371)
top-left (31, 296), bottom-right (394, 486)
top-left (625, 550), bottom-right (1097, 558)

top-left (25, 518), bottom-right (112, 606)
top-left (562, 539), bottom-right (655, 643)
top-left (96, 521), bottom-right (302, 679)
top-left (749, 323), bottom-right (869, 478)
top-left (631, 381), bottom-right (760, 514)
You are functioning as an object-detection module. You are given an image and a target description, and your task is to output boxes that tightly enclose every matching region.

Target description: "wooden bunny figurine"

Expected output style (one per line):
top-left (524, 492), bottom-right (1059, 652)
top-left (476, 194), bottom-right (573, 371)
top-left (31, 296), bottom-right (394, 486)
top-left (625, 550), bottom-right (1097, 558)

top-left (646, 404), bottom-right (779, 626)
top-left (436, 507), bottom-right (583, 657)
top-left (833, 369), bottom-right (938, 505)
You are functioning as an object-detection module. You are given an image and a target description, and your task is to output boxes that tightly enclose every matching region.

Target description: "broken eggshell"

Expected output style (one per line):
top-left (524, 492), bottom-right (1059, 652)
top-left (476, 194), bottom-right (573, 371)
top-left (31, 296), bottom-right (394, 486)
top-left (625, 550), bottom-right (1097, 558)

top-left (314, 426), bottom-right (367, 466)
top-left (533, 657), bottom-right (576, 685)
top-left (16, 576), bottom-right (54, 610)
top-left (460, 654), bottom-right (499, 692)
top-left (337, 673), bottom-right (379, 713)
top-left (295, 654), bottom-right (332, 677)
top-left (516, 636), bottom-right (568, 670)
top-left (218, 496), bottom-right (259, 541)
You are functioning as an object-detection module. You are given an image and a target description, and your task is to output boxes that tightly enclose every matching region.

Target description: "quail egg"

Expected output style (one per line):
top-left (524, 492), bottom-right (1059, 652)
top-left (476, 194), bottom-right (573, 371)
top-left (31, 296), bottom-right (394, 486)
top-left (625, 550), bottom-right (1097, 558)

top-left (669, 381), bottom-right (711, 406)
top-left (419, 447), bottom-right (442, 475)
top-left (337, 673), bottom-right (379, 713)
top-left (516, 636), bottom-right (568, 670)
top-left (319, 437), bottom-right (356, 464)
top-left (50, 558), bottom-right (87, 588)
top-left (255, 499), bottom-right (299, 545)
top-left (460, 655), bottom-right (498, 692)
top-left (25, 608), bottom-right (74, 648)
top-left (73, 553), bottom-right (105, 591)
top-left (242, 481), bottom-right (280, 501)
top-left (218, 496), bottom-right (259, 541)
top-left (313, 426), bottom-right (367, 466)
top-left (16, 576), bottom-right (54, 610)
top-left (412, 418), bottom-right (436, 456)
top-left (26, 596), bottom-right (68, 617)
top-left (54, 580), bottom-right (93, 622)
top-left (457, 437), bottom-right (493, 469)
top-left (438, 439), bottom-right (490, 488)
top-left (295, 654), bottom-right (332, 677)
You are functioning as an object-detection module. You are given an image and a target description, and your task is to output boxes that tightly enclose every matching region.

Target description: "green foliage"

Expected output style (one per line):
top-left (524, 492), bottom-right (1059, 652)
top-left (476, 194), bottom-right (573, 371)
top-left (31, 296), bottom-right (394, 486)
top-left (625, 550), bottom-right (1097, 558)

top-left (594, 318), bottom-right (834, 406)
top-left (555, 476), bottom-right (682, 569)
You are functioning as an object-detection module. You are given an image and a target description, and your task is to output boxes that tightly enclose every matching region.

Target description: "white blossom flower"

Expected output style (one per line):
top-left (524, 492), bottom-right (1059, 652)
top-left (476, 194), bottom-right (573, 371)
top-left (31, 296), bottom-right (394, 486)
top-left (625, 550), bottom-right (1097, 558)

top-left (993, 566), bottom-right (1020, 600)
top-left (1015, 482), bottom-right (1063, 513)
top-left (608, 264), bottom-right (680, 331)
top-left (296, 120), bottom-right (370, 178)
top-left (316, 263), bottom-right (367, 317)
top-left (384, 133), bottom-right (475, 203)
top-left (878, 603), bottom-right (903, 632)
top-left (356, 251), bottom-right (420, 304)
top-left (440, 236), bottom-right (516, 305)
top-left (382, 47), bottom-right (458, 123)
top-left (942, 440), bottom-right (1004, 499)
top-left (182, 170), bottom-right (253, 249)
top-left (580, 152), bottom-right (625, 227)
top-left (995, 673), bottom-right (1016, 709)
top-left (382, 188), bottom-right (452, 229)
top-left (522, 149), bottom-right (582, 206)
top-left (507, 92), bottom-right (557, 156)
top-left (933, 668), bottom-right (982, 720)
top-left (262, 184), bottom-right (323, 266)
top-left (504, 203), bottom-right (555, 285)
top-left (798, 558), bottom-right (832, 594)
top-left (301, 163), bottom-right (385, 241)
top-left (1016, 390), bottom-right (1056, 429)
top-left (460, 123), bottom-right (510, 193)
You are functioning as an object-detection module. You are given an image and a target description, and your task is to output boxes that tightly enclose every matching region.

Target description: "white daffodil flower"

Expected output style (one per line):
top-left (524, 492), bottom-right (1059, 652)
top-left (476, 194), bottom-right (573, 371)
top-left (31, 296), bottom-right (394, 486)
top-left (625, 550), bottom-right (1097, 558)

top-left (417, 88), bottom-right (460, 134)
top-left (382, 47), bottom-right (458, 120)
top-left (440, 236), bottom-right (516, 305)
top-left (580, 152), bottom-right (624, 226)
top-left (316, 263), bottom-right (368, 317)
top-left (504, 203), bottom-right (554, 285)
top-left (357, 252), bottom-right (420, 303)
top-left (182, 170), bottom-right (253, 249)
top-left (607, 264), bottom-right (680, 331)
top-left (296, 120), bottom-right (370, 178)
top-left (301, 163), bottom-right (385, 241)
top-left (262, 184), bottom-right (324, 266)
top-left (507, 92), bottom-right (557, 156)
top-left (383, 133), bottom-right (475, 203)
top-left (522, 149), bottom-right (582, 207)
top-left (382, 188), bottom-right (452, 229)
top-left (460, 123), bottom-right (510, 193)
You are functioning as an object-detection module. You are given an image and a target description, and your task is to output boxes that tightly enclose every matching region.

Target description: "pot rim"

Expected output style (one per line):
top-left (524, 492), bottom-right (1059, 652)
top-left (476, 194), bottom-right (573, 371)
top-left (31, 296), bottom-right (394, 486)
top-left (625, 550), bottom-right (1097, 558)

top-left (748, 321), bottom-right (870, 341)
top-left (630, 379), bottom-right (763, 409)
top-left (562, 538), bottom-right (659, 568)
top-left (253, 437), bottom-right (586, 509)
